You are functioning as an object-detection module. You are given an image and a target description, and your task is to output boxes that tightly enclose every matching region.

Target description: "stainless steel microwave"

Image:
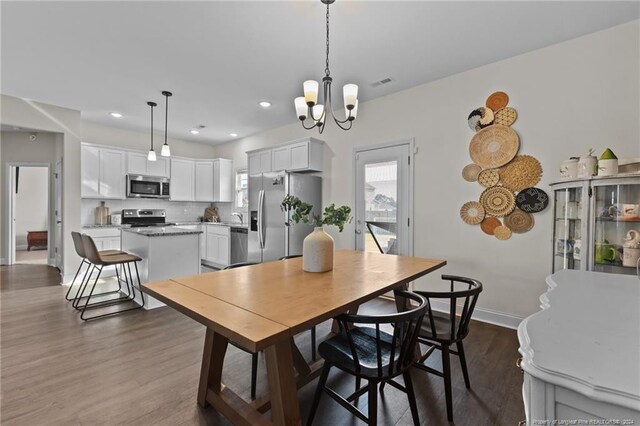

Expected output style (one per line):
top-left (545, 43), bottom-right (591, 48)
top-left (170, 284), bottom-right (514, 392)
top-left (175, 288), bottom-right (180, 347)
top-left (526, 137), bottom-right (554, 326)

top-left (126, 175), bottom-right (170, 199)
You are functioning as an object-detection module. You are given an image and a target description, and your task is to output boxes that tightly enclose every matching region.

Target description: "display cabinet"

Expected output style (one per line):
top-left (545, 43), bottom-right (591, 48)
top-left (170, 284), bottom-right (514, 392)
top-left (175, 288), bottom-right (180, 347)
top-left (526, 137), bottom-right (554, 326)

top-left (550, 175), bottom-right (640, 276)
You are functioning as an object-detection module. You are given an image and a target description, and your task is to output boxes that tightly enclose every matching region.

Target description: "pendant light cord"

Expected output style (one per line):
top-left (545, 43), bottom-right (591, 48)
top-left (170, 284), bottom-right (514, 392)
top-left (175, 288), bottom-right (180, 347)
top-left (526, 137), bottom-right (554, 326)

top-left (164, 94), bottom-right (169, 145)
top-left (325, 3), bottom-right (330, 78)
top-left (150, 104), bottom-right (154, 150)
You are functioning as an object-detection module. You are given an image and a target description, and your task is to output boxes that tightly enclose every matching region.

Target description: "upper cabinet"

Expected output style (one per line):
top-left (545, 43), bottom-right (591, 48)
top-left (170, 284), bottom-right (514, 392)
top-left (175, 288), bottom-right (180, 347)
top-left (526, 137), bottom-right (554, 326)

top-left (195, 161), bottom-right (214, 202)
top-left (170, 158), bottom-right (196, 201)
top-left (213, 159), bottom-right (234, 202)
top-left (127, 152), bottom-right (170, 178)
top-left (81, 144), bottom-right (126, 199)
top-left (248, 138), bottom-right (324, 174)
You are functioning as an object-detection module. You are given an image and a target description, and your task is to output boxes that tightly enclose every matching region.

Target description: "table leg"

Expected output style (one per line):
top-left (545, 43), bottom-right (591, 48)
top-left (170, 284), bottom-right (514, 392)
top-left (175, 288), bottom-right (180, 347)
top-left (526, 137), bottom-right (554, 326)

top-left (265, 338), bottom-right (301, 426)
top-left (331, 305), bottom-right (360, 334)
top-left (198, 328), bottom-right (228, 407)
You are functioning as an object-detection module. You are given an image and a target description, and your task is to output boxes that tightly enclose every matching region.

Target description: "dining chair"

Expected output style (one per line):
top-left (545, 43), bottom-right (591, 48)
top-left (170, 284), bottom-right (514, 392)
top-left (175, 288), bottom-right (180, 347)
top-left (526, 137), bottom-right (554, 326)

top-left (279, 254), bottom-right (316, 360)
top-left (77, 234), bottom-right (145, 320)
top-left (67, 231), bottom-right (126, 304)
top-left (410, 274), bottom-right (483, 422)
top-left (307, 290), bottom-right (427, 426)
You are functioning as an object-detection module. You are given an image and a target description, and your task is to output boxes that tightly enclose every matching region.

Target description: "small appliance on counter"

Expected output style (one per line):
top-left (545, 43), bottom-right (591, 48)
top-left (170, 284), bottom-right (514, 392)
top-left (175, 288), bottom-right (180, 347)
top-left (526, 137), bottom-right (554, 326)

top-left (121, 209), bottom-right (175, 227)
top-left (95, 201), bottom-right (109, 225)
top-left (110, 214), bottom-right (122, 225)
top-left (126, 175), bottom-right (170, 199)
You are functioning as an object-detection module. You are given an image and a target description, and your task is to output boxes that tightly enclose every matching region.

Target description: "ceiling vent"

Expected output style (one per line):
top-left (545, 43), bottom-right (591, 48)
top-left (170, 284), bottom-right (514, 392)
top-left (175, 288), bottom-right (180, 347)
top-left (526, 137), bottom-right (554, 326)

top-left (370, 77), bottom-right (394, 88)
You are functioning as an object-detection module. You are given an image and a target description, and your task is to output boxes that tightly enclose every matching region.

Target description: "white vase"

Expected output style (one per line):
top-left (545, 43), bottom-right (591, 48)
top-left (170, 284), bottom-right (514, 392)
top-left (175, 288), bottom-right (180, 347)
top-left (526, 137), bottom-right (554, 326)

top-left (303, 227), bottom-right (334, 273)
top-left (577, 156), bottom-right (597, 178)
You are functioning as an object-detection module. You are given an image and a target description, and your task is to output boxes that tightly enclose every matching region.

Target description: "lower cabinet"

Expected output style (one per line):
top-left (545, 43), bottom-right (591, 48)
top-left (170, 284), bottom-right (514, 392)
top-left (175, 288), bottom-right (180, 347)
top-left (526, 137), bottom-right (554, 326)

top-left (82, 227), bottom-right (121, 277)
top-left (203, 225), bottom-right (230, 268)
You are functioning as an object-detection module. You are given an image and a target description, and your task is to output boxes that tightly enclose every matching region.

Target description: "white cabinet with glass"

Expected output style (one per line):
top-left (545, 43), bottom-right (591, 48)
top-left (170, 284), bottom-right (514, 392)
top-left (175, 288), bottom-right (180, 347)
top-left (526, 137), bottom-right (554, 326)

top-left (550, 175), bottom-right (640, 276)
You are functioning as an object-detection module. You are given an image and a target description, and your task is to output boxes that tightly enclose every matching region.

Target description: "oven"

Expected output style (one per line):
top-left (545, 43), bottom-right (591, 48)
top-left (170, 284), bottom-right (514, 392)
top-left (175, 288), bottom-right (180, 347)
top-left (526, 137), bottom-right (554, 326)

top-left (126, 175), bottom-right (170, 199)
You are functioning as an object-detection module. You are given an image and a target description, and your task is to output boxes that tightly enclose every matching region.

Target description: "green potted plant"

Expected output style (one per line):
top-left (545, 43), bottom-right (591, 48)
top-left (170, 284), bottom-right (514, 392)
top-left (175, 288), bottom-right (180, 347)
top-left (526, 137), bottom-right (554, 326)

top-left (281, 195), bottom-right (352, 272)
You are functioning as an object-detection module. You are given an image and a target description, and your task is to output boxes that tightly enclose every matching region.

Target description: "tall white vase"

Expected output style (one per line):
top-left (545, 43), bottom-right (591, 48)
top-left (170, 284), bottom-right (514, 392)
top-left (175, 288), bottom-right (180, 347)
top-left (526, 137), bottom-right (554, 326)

top-left (303, 227), bottom-right (334, 273)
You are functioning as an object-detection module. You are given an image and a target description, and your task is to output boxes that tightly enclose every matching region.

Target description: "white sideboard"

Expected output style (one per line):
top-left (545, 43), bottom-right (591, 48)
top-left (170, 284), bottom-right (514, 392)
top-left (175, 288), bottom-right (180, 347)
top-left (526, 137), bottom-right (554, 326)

top-left (518, 270), bottom-right (640, 424)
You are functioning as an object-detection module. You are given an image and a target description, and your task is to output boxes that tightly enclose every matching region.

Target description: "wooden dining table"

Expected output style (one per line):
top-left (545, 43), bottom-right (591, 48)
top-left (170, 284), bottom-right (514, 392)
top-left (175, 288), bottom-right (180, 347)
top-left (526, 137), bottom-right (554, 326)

top-left (142, 249), bottom-right (446, 426)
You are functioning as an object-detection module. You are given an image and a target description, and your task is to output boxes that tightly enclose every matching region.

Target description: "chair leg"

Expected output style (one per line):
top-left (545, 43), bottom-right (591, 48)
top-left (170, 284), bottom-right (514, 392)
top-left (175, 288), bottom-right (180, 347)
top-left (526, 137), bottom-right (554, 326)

top-left (251, 352), bottom-right (258, 400)
top-left (456, 341), bottom-right (471, 389)
top-left (73, 265), bottom-right (95, 309)
top-left (80, 267), bottom-right (103, 320)
top-left (133, 261), bottom-right (145, 306)
top-left (367, 381), bottom-right (378, 426)
top-left (355, 376), bottom-right (361, 395)
top-left (307, 362), bottom-right (331, 426)
top-left (442, 345), bottom-right (453, 422)
top-left (311, 326), bottom-right (317, 361)
top-left (403, 371), bottom-right (420, 426)
top-left (65, 259), bottom-right (87, 300)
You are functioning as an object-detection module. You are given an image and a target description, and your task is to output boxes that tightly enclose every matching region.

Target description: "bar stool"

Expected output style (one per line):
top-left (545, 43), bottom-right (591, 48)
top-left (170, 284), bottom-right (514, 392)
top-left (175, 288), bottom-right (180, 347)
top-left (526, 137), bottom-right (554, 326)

top-left (66, 231), bottom-right (126, 304)
top-left (78, 234), bottom-right (145, 320)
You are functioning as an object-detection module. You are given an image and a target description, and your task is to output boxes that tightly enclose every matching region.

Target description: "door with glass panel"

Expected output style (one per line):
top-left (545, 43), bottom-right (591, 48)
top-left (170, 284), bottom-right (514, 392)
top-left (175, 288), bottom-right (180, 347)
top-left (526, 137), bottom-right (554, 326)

top-left (551, 181), bottom-right (589, 272)
top-left (354, 143), bottom-right (412, 256)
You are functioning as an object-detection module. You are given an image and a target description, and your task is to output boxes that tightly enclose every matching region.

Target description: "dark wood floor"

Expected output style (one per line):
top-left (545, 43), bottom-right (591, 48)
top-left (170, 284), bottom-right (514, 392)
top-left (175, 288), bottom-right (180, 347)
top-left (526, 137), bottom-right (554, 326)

top-left (0, 264), bottom-right (524, 425)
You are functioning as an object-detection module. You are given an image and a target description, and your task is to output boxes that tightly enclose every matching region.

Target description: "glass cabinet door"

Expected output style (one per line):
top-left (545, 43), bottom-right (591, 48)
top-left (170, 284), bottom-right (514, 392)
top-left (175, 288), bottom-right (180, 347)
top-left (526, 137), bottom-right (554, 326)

top-left (592, 181), bottom-right (640, 275)
top-left (553, 186), bottom-right (584, 272)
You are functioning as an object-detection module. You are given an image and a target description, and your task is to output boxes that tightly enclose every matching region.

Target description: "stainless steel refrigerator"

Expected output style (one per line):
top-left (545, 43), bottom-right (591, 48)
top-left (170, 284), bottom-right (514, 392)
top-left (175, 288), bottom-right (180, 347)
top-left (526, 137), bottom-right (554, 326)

top-left (248, 172), bottom-right (322, 263)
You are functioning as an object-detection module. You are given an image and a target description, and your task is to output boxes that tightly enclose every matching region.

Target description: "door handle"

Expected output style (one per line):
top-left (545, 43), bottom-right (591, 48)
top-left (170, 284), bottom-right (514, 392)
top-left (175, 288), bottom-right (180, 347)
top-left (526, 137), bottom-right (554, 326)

top-left (258, 190), bottom-right (265, 249)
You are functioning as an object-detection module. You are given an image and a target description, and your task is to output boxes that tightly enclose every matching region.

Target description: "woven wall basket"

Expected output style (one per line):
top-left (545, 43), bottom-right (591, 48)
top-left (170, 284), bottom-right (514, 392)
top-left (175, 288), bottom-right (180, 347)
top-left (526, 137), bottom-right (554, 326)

top-left (477, 169), bottom-right (500, 188)
top-left (494, 225), bottom-right (512, 240)
top-left (469, 125), bottom-right (520, 169)
top-left (494, 107), bottom-right (517, 127)
top-left (467, 107), bottom-right (495, 132)
top-left (499, 155), bottom-right (542, 192)
top-left (460, 201), bottom-right (485, 225)
top-left (486, 91), bottom-right (509, 111)
top-left (480, 217), bottom-right (502, 235)
top-left (462, 163), bottom-right (482, 182)
top-left (480, 186), bottom-right (516, 217)
top-left (503, 208), bottom-right (535, 233)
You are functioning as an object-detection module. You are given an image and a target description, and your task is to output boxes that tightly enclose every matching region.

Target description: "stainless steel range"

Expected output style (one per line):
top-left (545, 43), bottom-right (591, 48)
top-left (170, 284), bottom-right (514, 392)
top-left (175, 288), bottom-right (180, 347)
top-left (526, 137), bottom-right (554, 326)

top-left (121, 209), bottom-right (175, 227)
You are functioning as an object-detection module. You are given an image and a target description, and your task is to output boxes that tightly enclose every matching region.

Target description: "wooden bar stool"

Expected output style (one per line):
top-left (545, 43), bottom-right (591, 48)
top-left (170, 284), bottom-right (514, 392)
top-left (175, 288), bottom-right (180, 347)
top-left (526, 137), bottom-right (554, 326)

top-left (66, 231), bottom-right (126, 304)
top-left (78, 234), bottom-right (145, 320)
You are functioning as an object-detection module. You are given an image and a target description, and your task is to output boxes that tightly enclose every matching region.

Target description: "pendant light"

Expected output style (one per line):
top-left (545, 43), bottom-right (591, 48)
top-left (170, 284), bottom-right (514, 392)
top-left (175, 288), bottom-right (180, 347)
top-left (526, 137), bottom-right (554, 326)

top-left (147, 101), bottom-right (157, 161)
top-left (293, 0), bottom-right (359, 134)
top-left (161, 90), bottom-right (172, 157)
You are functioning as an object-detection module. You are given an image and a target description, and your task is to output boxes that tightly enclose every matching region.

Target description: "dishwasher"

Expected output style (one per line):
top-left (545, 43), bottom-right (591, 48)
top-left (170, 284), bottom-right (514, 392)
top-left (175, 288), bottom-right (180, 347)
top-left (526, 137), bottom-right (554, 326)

top-left (230, 227), bottom-right (248, 264)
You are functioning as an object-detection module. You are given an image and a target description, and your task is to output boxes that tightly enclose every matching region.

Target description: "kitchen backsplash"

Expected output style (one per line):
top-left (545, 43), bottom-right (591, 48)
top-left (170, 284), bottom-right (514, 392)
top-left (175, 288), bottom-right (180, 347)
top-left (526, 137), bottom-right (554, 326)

top-left (81, 199), bottom-right (241, 225)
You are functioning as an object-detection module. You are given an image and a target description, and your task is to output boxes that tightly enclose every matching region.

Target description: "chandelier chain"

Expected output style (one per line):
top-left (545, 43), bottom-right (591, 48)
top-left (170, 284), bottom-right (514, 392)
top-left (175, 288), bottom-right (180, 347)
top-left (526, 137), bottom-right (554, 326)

top-left (325, 2), bottom-right (330, 78)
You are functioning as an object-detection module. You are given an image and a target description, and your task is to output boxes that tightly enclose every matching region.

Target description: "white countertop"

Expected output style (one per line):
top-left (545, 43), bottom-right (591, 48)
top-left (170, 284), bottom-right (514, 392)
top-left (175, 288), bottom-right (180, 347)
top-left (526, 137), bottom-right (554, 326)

top-left (518, 270), bottom-right (640, 411)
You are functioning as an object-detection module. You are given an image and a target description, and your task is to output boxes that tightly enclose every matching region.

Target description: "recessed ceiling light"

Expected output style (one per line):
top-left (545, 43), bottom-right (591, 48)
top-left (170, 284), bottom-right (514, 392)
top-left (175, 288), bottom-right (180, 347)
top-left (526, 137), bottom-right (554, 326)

top-left (258, 101), bottom-right (271, 108)
top-left (190, 129), bottom-right (200, 135)
top-left (109, 112), bottom-right (123, 118)
top-left (229, 133), bottom-right (238, 137)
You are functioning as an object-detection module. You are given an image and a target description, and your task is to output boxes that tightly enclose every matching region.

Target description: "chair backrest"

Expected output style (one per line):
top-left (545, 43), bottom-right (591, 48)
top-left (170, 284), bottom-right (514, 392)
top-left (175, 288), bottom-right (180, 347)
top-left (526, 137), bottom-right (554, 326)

top-left (81, 234), bottom-right (103, 265)
top-left (415, 274), bottom-right (482, 342)
top-left (335, 290), bottom-right (427, 380)
top-left (279, 255), bottom-right (302, 260)
top-left (222, 262), bottom-right (258, 270)
top-left (71, 231), bottom-right (86, 258)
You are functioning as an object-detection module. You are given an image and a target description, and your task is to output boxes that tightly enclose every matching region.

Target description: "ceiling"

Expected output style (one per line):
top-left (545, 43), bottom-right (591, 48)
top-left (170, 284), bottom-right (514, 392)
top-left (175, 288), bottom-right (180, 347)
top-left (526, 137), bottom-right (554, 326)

top-left (2, 1), bottom-right (638, 145)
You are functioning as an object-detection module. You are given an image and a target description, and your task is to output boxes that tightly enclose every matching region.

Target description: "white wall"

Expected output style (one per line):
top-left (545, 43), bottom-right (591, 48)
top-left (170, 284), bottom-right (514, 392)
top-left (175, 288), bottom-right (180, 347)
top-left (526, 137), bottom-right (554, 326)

top-left (0, 131), bottom-right (61, 263)
top-left (14, 167), bottom-right (48, 249)
top-left (211, 21), bottom-right (640, 321)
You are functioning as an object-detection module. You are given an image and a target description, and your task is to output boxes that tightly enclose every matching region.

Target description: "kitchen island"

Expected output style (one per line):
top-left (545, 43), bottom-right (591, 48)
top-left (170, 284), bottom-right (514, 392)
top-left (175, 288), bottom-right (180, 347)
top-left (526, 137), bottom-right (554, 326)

top-left (121, 227), bottom-right (202, 309)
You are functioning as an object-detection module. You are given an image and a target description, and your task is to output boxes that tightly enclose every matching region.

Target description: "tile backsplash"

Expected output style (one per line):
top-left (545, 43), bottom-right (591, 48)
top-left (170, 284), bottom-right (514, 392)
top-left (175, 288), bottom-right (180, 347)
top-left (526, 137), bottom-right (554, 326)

top-left (81, 199), bottom-right (240, 225)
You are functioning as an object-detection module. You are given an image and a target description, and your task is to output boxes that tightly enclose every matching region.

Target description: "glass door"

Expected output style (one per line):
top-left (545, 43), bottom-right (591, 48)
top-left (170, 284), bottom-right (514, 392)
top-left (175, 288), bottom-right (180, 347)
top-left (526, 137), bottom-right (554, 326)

top-left (552, 185), bottom-right (586, 272)
top-left (591, 178), bottom-right (640, 275)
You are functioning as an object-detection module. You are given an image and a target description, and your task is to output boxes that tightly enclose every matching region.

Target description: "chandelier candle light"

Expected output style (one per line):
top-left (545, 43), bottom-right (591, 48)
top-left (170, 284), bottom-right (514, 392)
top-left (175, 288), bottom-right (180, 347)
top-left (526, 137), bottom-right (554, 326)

top-left (147, 101), bottom-right (157, 161)
top-left (294, 0), bottom-right (359, 133)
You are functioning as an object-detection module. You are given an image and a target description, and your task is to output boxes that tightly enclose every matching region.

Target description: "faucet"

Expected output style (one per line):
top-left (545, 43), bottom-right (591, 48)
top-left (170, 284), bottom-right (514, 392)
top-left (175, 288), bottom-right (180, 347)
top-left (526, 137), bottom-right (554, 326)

top-left (231, 212), bottom-right (244, 224)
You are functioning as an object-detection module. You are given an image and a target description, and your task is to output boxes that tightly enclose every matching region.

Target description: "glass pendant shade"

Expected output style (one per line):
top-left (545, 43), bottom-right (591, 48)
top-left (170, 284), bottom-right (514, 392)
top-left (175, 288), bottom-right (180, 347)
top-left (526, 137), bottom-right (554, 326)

top-left (161, 144), bottom-right (171, 157)
top-left (147, 149), bottom-right (157, 162)
top-left (343, 84), bottom-right (358, 108)
top-left (294, 97), bottom-right (307, 120)
top-left (303, 80), bottom-right (319, 105)
top-left (312, 104), bottom-right (325, 125)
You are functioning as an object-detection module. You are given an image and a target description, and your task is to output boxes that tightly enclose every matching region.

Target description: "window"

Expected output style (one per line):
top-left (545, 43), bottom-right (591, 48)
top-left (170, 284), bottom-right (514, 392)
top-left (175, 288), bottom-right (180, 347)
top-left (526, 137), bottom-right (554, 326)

top-left (235, 170), bottom-right (248, 209)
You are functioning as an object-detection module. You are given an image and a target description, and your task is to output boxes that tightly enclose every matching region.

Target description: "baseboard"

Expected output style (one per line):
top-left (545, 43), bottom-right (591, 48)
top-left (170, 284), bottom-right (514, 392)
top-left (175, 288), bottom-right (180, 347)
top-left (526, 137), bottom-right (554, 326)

top-left (429, 299), bottom-right (523, 330)
top-left (16, 244), bottom-right (28, 251)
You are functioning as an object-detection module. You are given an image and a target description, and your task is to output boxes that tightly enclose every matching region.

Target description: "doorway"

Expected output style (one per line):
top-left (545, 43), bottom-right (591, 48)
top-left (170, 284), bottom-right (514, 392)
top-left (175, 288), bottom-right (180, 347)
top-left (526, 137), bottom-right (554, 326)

top-left (8, 164), bottom-right (51, 265)
top-left (354, 140), bottom-right (414, 256)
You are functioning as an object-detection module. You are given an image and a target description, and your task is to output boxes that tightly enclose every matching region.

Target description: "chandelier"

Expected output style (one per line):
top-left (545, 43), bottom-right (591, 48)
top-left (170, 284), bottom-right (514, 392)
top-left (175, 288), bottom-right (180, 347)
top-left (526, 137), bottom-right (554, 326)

top-left (294, 0), bottom-right (359, 134)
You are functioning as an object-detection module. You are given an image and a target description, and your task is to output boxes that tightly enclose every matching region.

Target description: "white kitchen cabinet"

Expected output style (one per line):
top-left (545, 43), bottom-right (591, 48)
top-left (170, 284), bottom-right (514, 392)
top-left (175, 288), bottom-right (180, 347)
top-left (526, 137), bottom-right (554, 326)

top-left (204, 225), bottom-right (230, 267)
top-left (272, 146), bottom-right (290, 172)
top-left (170, 158), bottom-right (195, 201)
top-left (195, 161), bottom-right (214, 201)
top-left (81, 145), bottom-right (100, 198)
top-left (248, 138), bottom-right (324, 174)
top-left (248, 150), bottom-right (272, 175)
top-left (81, 144), bottom-right (126, 199)
top-left (213, 159), bottom-right (234, 202)
top-left (127, 152), bottom-right (170, 178)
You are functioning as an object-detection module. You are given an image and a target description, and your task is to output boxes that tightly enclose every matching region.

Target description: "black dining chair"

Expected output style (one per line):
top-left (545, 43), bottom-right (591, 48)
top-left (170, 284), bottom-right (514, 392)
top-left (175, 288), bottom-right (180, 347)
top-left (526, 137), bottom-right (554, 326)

top-left (279, 254), bottom-right (316, 360)
top-left (411, 274), bottom-right (483, 422)
top-left (307, 290), bottom-right (428, 426)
